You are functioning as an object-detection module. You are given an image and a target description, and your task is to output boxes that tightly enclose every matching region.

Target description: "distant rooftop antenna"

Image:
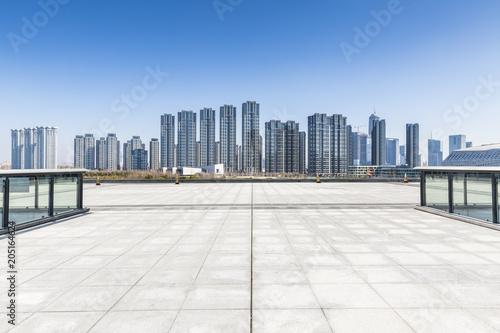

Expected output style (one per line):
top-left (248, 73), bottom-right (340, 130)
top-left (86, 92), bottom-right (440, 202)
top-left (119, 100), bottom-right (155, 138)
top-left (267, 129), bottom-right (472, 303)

top-left (373, 106), bottom-right (376, 114)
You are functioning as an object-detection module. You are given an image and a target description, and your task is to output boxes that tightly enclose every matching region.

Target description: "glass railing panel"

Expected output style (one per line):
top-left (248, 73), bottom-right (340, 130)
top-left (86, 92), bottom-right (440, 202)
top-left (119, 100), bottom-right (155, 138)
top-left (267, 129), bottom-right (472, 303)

top-left (459, 173), bottom-right (493, 222)
top-left (425, 172), bottom-right (449, 211)
top-left (8, 176), bottom-right (50, 224)
top-left (54, 175), bottom-right (78, 214)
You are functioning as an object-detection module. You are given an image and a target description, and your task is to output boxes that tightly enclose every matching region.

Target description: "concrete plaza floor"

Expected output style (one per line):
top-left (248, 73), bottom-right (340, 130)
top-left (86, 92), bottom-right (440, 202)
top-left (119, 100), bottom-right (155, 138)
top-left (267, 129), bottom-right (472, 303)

top-left (1, 182), bottom-right (500, 332)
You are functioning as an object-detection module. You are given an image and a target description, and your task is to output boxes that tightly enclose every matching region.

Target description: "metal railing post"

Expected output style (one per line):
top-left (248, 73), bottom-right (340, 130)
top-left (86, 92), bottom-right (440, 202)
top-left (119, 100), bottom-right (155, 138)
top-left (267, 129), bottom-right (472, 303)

top-left (2, 177), bottom-right (9, 228)
top-left (77, 174), bottom-right (83, 209)
top-left (35, 176), bottom-right (39, 209)
top-left (420, 172), bottom-right (426, 206)
top-left (492, 173), bottom-right (498, 224)
top-left (448, 173), bottom-right (454, 213)
top-left (48, 175), bottom-right (54, 216)
top-left (463, 173), bottom-right (468, 207)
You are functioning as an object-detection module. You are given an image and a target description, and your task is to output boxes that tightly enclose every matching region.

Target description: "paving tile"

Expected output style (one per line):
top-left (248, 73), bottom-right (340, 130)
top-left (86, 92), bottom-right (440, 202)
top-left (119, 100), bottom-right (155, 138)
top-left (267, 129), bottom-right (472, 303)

top-left (354, 266), bottom-right (419, 283)
top-left (196, 267), bottom-right (251, 285)
top-left (396, 309), bottom-right (498, 333)
top-left (372, 283), bottom-right (457, 308)
top-left (80, 267), bottom-right (149, 286)
top-left (138, 267), bottom-right (198, 286)
top-left (183, 285), bottom-right (250, 309)
top-left (253, 284), bottom-right (319, 309)
top-left (169, 310), bottom-right (249, 333)
top-left (113, 285), bottom-right (190, 310)
top-left (324, 309), bottom-right (413, 333)
top-left (89, 310), bottom-right (177, 332)
top-left (253, 309), bottom-right (333, 333)
top-left (10, 312), bottom-right (104, 333)
top-left (311, 284), bottom-right (389, 309)
top-left (43, 286), bottom-right (130, 312)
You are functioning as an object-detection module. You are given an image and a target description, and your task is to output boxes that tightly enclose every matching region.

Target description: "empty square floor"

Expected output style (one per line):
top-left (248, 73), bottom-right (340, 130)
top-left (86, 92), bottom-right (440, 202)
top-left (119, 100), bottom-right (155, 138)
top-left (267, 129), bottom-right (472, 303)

top-left (1, 182), bottom-right (500, 332)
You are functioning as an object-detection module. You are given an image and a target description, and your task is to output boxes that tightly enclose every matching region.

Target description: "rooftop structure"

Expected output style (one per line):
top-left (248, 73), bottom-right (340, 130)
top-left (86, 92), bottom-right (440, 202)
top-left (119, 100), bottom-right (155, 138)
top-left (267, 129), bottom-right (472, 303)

top-left (2, 182), bottom-right (500, 331)
top-left (443, 144), bottom-right (500, 166)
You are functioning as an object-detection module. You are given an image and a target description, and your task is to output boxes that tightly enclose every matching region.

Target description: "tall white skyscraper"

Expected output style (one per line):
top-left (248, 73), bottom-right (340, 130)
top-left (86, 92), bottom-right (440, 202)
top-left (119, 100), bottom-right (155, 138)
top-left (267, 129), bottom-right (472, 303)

top-left (106, 133), bottom-right (120, 170)
top-left (11, 126), bottom-right (57, 169)
top-left (150, 138), bottom-right (160, 170)
top-left (96, 137), bottom-right (107, 170)
top-left (74, 135), bottom-right (85, 168)
top-left (84, 134), bottom-right (95, 169)
top-left (74, 134), bottom-right (95, 169)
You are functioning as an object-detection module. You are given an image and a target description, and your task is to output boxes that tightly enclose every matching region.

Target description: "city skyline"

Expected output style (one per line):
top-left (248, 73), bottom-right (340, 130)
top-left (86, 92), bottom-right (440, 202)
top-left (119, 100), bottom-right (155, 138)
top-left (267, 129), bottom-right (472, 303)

top-left (2, 1), bottom-right (500, 164)
top-left (11, 107), bottom-right (484, 171)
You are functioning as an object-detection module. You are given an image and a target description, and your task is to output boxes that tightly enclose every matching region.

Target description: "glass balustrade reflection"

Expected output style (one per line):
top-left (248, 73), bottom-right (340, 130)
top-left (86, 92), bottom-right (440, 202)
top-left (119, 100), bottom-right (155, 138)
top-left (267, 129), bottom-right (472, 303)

top-left (54, 176), bottom-right (78, 214)
top-left (8, 176), bottom-right (50, 224)
top-left (425, 173), bottom-right (449, 211)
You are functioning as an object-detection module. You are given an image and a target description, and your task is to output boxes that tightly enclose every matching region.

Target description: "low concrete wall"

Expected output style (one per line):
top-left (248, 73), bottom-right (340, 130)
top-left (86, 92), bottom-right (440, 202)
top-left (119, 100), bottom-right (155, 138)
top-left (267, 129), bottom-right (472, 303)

top-left (84, 178), bottom-right (419, 184)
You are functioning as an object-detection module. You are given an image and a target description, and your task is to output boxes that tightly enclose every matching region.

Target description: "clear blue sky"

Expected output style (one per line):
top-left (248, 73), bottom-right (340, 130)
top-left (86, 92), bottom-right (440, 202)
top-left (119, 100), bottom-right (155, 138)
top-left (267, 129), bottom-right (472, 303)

top-left (1, 0), bottom-right (500, 164)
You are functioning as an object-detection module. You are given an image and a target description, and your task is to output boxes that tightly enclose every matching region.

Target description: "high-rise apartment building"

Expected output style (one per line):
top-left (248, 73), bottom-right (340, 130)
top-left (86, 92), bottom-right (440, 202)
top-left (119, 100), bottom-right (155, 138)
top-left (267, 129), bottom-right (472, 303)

top-left (74, 134), bottom-right (95, 169)
top-left (385, 138), bottom-right (399, 166)
top-left (235, 145), bottom-right (242, 172)
top-left (265, 120), bottom-right (285, 173)
top-left (177, 110), bottom-right (196, 167)
top-left (196, 141), bottom-right (201, 167)
top-left (74, 135), bottom-right (84, 169)
top-left (84, 134), bottom-right (95, 169)
top-left (346, 125), bottom-right (354, 166)
top-left (284, 121), bottom-right (299, 173)
top-left (371, 119), bottom-right (386, 166)
top-left (331, 114), bottom-right (348, 174)
top-left (200, 108), bottom-right (216, 166)
top-left (242, 101), bottom-right (261, 173)
top-left (449, 135), bottom-right (466, 155)
top-left (11, 129), bottom-right (25, 170)
top-left (96, 137), bottom-right (107, 170)
top-left (299, 131), bottom-right (307, 174)
top-left (220, 105), bottom-right (237, 172)
top-left (106, 133), bottom-right (120, 170)
top-left (131, 149), bottom-right (148, 170)
top-left (406, 123), bottom-right (420, 168)
top-left (215, 142), bottom-right (220, 164)
top-left (11, 127), bottom-right (57, 170)
top-left (308, 113), bottom-right (348, 175)
top-left (308, 113), bottom-right (331, 174)
top-left (123, 136), bottom-right (143, 171)
top-left (160, 114), bottom-right (175, 168)
top-left (428, 139), bottom-right (443, 166)
top-left (150, 138), bottom-right (160, 170)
